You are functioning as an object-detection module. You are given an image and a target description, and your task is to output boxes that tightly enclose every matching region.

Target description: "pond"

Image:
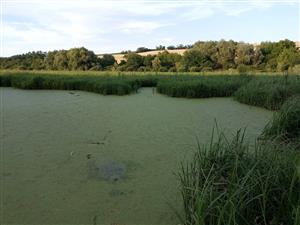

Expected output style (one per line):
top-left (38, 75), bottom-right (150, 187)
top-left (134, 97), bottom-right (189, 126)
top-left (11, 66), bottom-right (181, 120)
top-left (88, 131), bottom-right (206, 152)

top-left (0, 87), bottom-right (272, 225)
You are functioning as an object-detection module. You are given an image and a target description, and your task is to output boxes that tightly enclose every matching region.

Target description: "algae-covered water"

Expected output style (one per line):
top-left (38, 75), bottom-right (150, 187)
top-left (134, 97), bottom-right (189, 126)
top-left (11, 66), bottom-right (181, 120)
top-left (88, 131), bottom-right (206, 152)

top-left (0, 87), bottom-right (272, 225)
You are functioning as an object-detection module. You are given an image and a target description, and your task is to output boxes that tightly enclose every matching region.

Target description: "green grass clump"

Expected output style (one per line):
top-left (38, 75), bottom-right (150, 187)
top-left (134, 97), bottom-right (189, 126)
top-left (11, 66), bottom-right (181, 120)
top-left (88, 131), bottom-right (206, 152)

top-left (157, 76), bottom-right (250, 98)
top-left (0, 73), bottom-right (147, 95)
top-left (262, 95), bottom-right (300, 141)
top-left (234, 76), bottom-right (300, 110)
top-left (179, 129), bottom-right (300, 225)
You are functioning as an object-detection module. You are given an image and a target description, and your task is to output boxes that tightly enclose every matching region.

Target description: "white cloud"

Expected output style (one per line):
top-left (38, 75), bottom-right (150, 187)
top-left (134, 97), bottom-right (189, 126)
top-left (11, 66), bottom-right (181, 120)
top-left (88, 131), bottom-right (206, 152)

top-left (119, 21), bottom-right (171, 34)
top-left (1, 0), bottom-right (297, 56)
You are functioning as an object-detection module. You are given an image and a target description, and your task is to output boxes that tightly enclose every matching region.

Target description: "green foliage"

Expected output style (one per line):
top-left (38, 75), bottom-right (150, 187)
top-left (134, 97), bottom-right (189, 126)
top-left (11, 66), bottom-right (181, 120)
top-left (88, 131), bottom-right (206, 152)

top-left (0, 73), bottom-right (141, 95)
top-left (152, 56), bottom-right (161, 72)
top-left (124, 53), bottom-right (144, 71)
top-left (156, 51), bottom-right (182, 71)
top-left (277, 48), bottom-right (300, 72)
top-left (234, 76), bottom-right (300, 110)
top-left (263, 95), bottom-right (300, 140)
top-left (157, 76), bottom-right (250, 98)
top-left (1, 40), bottom-right (299, 73)
top-left (182, 49), bottom-right (214, 72)
top-left (0, 51), bottom-right (46, 70)
top-left (235, 43), bottom-right (255, 65)
top-left (216, 40), bottom-right (237, 69)
top-left (260, 39), bottom-right (299, 71)
top-left (136, 47), bottom-right (151, 53)
top-left (179, 129), bottom-right (300, 225)
top-left (99, 54), bottom-right (116, 69)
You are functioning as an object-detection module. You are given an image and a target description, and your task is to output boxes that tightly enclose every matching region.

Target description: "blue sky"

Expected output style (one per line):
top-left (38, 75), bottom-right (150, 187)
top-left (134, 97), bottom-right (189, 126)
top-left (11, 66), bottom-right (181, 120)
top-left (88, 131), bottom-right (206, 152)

top-left (1, 0), bottom-right (299, 56)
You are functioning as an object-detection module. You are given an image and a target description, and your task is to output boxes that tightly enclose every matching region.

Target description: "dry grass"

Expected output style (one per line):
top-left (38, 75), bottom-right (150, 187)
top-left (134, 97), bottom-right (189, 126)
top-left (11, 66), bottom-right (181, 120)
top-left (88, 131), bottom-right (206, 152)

top-left (108, 49), bottom-right (187, 63)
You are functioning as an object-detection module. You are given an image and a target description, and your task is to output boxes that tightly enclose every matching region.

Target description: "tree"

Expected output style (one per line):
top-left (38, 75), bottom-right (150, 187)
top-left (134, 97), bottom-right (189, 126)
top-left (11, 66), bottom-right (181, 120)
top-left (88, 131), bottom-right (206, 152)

top-left (277, 48), bottom-right (300, 71)
top-left (167, 45), bottom-right (175, 50)
top-left (99, 54), bottom-right (115, 69)
top-left (124, 52), bottom-right (144, 71)
top-left (67, 47), bottom-right (98, 70)
top-left (45, 51), bottom-right (57, 70)
top-left (136, 47), bottom-right (151, 53)
top-left (216, 40), bottom-right (237, 69)
top-left (181, 49), bottom-right (213, 71)
top-left (235, 43), bottom-right (255, 66)
top-left (193, 41), bottom-right (219, 69)
top-left (156, 45), bottom-right (165, 50)
top-left (152, 57), bottom-right (161, 72)
top-left (53, 50), bottom-right (68, 70)
top-left (143, 55), bottom-right (155, 68)
top-left (260, 39), bottom-right (297, 71)
top-left (156, 51), bottom-right (182, 71)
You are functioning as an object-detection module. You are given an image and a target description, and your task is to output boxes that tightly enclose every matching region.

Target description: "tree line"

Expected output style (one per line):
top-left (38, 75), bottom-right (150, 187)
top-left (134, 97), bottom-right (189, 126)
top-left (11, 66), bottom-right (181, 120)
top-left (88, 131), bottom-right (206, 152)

top-left (1, 39), bottom-right (299, 72)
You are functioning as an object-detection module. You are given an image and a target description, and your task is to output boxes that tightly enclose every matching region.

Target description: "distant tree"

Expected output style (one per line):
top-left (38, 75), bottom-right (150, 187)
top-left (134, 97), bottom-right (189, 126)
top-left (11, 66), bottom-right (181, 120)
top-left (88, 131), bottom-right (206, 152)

top-left (235, 43), bottom-right (255, 66)
top-left (53, 50), bottom-right (68, 70)
top-left (216, 40), bottom-right (237, 69)
top-left (167, 45), bottom-right (176, 50)
top-left (156, 45), bottom-right (165, 50)
top-left (260, 39), bottom-right (297, 71)
top-left (193, 41), bottom-right (219, 69)
top-left (277, 48), bottom-right (300, 71)
top-left (143, 55), bottom-right (155, 68)
top-left (136, 47), bottom-right (151, 53)
top-left (124, 52), bottom-right (144, 71)
top-left (252, 48), bottom-right (264, 68)
top-left (182, 49), bottom-right (213, 71)
top-left (156, 51), bottom-right (181, 70)
top-left (45, 51), bottom-right (57, 70)
top-left (99, 54), bottom-right (115, 69)
top-left (152, 56), bottom-right (161, 72)
top-left (67, 47), bottom-right (98, 70)
top-left (121, 50), bottom-right (131, 54)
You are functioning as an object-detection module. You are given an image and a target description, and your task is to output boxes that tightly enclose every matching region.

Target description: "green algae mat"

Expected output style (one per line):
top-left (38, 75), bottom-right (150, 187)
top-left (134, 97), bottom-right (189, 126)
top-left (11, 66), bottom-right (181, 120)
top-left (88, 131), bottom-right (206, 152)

top-left (0, 88), bottom-right (272, 225)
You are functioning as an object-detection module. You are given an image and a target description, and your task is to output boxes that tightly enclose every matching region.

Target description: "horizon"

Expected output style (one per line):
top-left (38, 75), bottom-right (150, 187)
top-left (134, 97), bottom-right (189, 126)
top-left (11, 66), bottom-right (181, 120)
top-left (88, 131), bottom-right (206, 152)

top-left (1, 0), bottom-right (299, 57)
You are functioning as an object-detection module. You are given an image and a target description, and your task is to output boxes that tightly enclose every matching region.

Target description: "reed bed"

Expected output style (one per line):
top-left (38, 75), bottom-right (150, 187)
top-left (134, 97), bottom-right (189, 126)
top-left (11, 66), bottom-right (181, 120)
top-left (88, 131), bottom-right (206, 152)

top-left (0, 73), bottom-right (157, 95)
top-left (0, 69), bottom-right (292, 77)
top-left (156, 76), bottom-right (251, 98)
top-left (262, 95), bottom-right (300, 141)
top-left (234, 76), bottom-right (300, 110)
top-left (179, 129), bottom-right (300, 225)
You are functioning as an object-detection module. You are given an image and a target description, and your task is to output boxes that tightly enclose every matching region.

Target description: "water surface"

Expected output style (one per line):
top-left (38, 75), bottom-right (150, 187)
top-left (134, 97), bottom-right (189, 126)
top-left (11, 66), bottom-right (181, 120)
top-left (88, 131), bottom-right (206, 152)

top-left (0, 87), bottom-right (272, 225)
